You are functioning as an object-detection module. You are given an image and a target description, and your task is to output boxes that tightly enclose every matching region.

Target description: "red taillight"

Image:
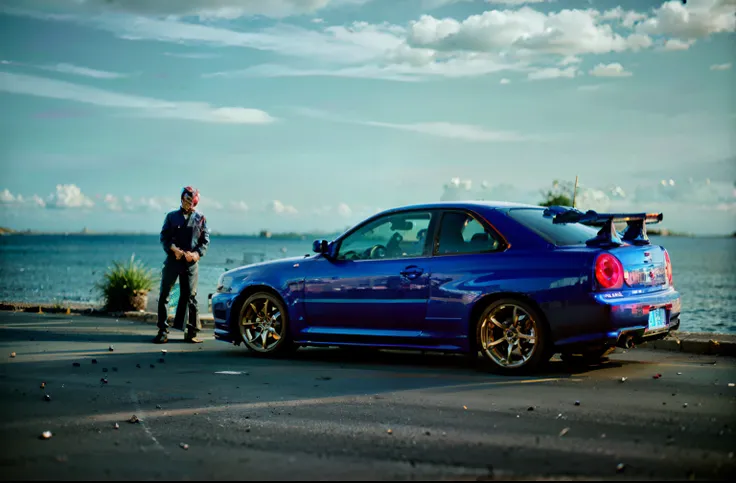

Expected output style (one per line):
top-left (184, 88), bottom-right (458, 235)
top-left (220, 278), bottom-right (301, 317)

top-left (595, 253), bottom-right (624, 290)
top-left (664, 249), bottom-right (673, 286)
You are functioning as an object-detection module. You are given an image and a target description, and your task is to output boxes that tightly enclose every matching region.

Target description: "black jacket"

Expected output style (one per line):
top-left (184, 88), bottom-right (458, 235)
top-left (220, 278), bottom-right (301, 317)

top-left (160, 208), bottom-right (210, 260)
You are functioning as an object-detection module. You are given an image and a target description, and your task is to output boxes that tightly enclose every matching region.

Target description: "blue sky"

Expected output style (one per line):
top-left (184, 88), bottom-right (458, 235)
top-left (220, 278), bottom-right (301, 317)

top-left (0, 0), bottom-right (734, 235)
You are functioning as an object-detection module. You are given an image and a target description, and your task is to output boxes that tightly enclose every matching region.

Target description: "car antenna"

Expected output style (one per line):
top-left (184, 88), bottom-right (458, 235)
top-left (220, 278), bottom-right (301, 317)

top-left (572, 175), bottom-right (579, 209)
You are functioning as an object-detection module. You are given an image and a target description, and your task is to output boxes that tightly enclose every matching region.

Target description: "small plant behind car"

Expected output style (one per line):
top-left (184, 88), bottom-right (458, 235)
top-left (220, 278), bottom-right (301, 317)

top-left (97, 254), bottom-right (156, 312)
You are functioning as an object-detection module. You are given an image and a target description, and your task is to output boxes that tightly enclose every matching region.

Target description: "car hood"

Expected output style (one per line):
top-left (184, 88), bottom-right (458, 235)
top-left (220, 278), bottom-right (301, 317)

top-left (223, 255), bottom-right (314, 278)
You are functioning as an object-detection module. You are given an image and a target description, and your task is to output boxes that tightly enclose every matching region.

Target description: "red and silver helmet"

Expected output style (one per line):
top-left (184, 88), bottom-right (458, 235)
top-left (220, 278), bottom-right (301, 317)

top-left (181, 186), bottom-right (199, 207)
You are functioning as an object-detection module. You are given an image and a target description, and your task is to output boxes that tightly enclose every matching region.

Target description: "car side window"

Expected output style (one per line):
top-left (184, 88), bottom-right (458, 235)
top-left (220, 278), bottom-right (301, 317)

top-left (436, 211), bottom-right (501, 255)
top-left (337, 211), bottom-right (434, 261)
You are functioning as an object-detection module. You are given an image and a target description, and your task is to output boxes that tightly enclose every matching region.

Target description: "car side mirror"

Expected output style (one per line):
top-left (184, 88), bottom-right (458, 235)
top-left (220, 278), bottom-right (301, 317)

top-left (312, 239), bottom-right (328, 254)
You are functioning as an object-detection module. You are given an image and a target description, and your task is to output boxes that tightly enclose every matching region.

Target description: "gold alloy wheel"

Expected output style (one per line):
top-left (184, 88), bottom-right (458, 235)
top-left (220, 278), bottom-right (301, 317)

top-left (239, 295), bottom-right (285, 353)
top-left (479, 303), bottom-right (539, 369)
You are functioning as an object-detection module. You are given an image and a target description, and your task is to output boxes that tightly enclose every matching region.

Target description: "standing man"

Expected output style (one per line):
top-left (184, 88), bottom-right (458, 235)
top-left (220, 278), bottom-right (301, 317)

top-left (154, 186), bottom-right (210, 344)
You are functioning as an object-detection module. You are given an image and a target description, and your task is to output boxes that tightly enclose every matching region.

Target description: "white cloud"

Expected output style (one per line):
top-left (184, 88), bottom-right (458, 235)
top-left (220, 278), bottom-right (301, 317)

top-left (424, 0), bottom-right (548, 6)
top-left (486, 0), bottom-right (548, 4)
top-left (577, 84), bottom-right (603, 91)
top-left (0, 189), bottom-right (17, 204)
top-left (42, 63), bottom-right (127, 79)
top-left (662, 38), bottom-right (695, 51)
top-left (363, 120), bottom-right (527, 142)
top-left (336, 202), bottom-right (352, 217)
top-left (0, 72), bottom-right (274, 124)
top-left (527, 66), bottom-right (577, 80)
top-left (559, 55), bottom-right (582, 66)
top-left (28, 195), bottom-right (46, 208)
top-left (407, 8), bottom-right (653, 57)
top-left (500, 77), bottom-right (511, 84)
top-left (103, 194), bottom-right (123, 212)
top-left (710, 62), bottom-right (732, 71)
top-left (635, 0), bottom-right (736, 39)
top-left (4, 0), bottom-right (364, 20)
top-left (164, 52), bottom-right (220, 59)
top-left (208, 53), bottom-right (518, 82)
top-left (229, 201), bottom-right (249, 212)
top-left (269, 200), bottom-right (298, 215)
top-left (294, 107), bottom-right (529, 142)
top-left (46, 184), bottom-right (94, 209)
top-left (589, 62), bottom-right (633, 77)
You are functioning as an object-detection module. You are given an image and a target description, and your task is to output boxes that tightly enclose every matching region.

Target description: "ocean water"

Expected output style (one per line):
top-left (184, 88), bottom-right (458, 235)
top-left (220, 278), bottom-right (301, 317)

top-left (0, 234), bottom-right (734, 334)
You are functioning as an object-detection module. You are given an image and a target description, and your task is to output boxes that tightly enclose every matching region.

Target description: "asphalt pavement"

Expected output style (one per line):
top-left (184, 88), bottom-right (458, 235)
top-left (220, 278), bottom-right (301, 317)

top-left (1, 311), bottom-right (735, 481)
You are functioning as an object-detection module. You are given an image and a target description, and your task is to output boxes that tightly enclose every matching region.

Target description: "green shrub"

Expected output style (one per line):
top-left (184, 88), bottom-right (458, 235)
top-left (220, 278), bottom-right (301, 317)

top-left (97, 254), bottom-right (157, 312)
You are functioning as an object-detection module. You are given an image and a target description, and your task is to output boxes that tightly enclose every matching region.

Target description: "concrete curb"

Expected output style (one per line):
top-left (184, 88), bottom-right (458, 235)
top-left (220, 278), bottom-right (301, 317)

top-left (0, 303), bottom-right (214, 327)
top-left (1, 302), bottom-right (733, 356)
top-left (639, 332), bottom-right (736, 357)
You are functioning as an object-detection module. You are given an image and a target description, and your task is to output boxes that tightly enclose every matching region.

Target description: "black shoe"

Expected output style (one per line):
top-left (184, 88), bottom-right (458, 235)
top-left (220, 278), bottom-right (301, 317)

top-left (153, 331), bottom-right (169, 344)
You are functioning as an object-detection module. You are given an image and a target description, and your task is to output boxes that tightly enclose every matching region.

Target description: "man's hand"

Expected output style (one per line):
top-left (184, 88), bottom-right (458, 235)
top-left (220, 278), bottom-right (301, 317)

top-left (185, 251), bottom-right (200, 263)
top-left (171, 244), bottom-right (184, 260)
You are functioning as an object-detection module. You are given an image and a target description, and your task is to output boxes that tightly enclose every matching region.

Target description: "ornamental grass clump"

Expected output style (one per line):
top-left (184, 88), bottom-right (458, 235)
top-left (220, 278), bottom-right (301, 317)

top-left (97, 254), bottom-right (156, 312)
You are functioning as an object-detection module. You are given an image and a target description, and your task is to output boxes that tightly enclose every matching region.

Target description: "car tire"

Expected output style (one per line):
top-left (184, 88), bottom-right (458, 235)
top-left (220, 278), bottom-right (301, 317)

top-left (475, 298), bottom-right (552, 374)
top-left (237, 292), bottom-right (296, 357)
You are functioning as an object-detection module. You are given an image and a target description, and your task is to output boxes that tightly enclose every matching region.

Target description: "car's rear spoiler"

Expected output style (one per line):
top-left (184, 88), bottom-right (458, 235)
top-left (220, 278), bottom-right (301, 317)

top-left (543, 206), bottom-right (663, 248)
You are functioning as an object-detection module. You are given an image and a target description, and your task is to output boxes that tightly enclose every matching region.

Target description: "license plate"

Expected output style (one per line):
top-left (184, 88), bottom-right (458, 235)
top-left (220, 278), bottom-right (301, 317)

top-left (647, 308), bottom-right (667, 331)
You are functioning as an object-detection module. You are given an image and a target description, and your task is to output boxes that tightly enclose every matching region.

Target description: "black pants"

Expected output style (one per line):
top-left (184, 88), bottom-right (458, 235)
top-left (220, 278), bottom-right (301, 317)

top-left (157, 257), bottom-right (201, 334)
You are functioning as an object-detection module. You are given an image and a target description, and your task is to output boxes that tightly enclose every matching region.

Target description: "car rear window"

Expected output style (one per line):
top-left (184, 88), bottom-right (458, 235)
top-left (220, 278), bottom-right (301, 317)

top-left (507, 208), bottom-right (599, 246)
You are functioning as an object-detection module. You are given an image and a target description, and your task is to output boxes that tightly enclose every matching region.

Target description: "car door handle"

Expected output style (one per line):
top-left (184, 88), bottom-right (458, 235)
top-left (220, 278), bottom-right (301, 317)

top-left (400, 266), bottom-right (424, 279)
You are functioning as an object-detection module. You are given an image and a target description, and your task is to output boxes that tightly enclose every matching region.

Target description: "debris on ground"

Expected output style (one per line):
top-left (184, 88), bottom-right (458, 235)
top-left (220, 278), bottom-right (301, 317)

top-left (161, 350), bottom-right (167, 354)
top-left (728, 383), bottom-right (734, 387)
top-left (559, 428), bottom-right (569, 437)
top-left (387, 429), bottom-right (393, 435)
top-left (114, 423), bottom-right (119, 430)
top-left (128, 415), bottom-right (140, 424)
top-left (574, 401), bottom-right (580, 406)
top-left (683, 403), bottom-right (688, 408)
top-left (620, 377), bottom-right (627, 383)
top-left (463, 406), bottom-right (468, 410)
top-left (179, 443), bottom-right (189, 450)
top-left (527, 406), bottom-right (534, 411)
top-left (72, 362), bottom-right (80, 367)
top-left (677, 372), bottom-right (682, 375)
top-left (616, 463), bottom-right (625, 473)
top-left (653, 373), bottom-right (662, 379)
top-left (316, 376), bottom-right (332, 381)
top-left (425, 431), bottom-right (431, 436)
top-left (10, 352), bottom-right (16, 358)
top-left (156, 405), bottom-right (162, 410)
top-left (91, 359), bottom-right (97, 364)
top-left (40, 431), bottom-right (52, 440)
top-left (44, 394), bottom-right (51, 402)
top-left (100, 377), bottom-right (108, 384)
top-left (40, 382), bottom-right (45, 389)
top-left (108, 345), bottom-right (114, 352)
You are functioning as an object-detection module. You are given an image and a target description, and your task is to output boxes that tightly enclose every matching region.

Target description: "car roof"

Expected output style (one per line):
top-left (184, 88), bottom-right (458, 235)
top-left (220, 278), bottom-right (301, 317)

top-left (375, 200), bottom-right (543, 215)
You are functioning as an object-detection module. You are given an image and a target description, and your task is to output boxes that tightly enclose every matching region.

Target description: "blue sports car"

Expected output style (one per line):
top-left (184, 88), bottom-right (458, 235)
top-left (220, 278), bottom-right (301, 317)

top-left (211, 202), bottom-right (681, 373)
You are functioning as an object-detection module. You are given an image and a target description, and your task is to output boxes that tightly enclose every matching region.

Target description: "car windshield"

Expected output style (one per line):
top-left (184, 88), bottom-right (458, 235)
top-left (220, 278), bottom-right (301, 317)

top-left (507, 208), bottom-right (599, 246)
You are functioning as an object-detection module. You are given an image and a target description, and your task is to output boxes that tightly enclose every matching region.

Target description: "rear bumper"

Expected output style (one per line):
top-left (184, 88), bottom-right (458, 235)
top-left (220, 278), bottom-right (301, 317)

top-left (555, 287), bottom-right (681, 350)
top-left (211, 292), bottom-right (239, 344)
